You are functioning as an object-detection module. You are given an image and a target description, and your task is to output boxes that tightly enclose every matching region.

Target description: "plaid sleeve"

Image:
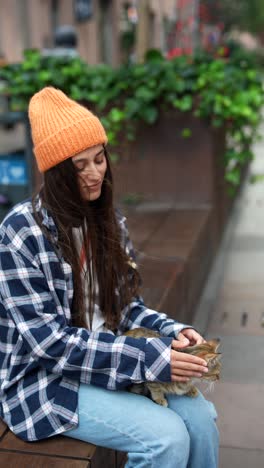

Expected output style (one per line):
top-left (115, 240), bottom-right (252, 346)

top-left (119, 299), bottom-right (192, 339)
top-left (118, 214), bottom-right (193, 338)
top-left (0, 244), bottom-right (173, 389)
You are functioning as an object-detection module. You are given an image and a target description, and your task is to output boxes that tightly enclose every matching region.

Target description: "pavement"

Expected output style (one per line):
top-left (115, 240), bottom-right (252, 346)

top-left (193, 129), bottom-right (264, 468)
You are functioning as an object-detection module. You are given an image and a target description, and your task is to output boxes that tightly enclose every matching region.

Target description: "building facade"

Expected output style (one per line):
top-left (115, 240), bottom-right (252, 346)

top-left (0, 0), bottom-right (179, 65)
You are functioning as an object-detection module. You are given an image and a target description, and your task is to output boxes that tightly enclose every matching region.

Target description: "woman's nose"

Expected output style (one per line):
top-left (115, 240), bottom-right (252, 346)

top-left (83, 165), bottom-right (100, 179)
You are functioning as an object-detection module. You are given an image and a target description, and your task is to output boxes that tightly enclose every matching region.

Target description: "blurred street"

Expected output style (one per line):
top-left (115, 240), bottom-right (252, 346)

top-left (194, 124), bottom-right (264, 467)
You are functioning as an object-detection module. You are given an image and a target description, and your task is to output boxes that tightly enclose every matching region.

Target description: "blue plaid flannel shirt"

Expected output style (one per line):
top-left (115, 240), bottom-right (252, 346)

top-left (0, 198), bottom-right (190, 441)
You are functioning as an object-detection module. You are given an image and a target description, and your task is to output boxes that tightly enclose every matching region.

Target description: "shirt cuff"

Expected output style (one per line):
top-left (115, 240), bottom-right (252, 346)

top-left (143, 337), bottom-right (173, 382)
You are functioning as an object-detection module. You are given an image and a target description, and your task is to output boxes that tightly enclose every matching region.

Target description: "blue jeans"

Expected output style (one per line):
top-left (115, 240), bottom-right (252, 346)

top-left (63, 383), bottom-right (219, 468)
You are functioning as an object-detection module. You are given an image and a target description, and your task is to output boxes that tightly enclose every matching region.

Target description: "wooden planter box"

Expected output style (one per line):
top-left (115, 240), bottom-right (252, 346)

top-left (113, 111), bottom-right (236, 246)
top-left (112, 110), bottom-right (249, 325)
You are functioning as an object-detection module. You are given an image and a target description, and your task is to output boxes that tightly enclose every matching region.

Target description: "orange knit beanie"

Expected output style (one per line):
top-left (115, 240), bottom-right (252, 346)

top-left (28, 87), bottom-right (108, 172)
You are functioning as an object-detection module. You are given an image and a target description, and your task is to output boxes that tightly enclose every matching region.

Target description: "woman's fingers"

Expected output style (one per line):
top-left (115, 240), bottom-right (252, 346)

top-left (170, 347), bottom-right (208, 380)
top-left (171, 348), bottom-right (208, 367)
top-left (171, 369), bottom-right (203, 377)
top-left (177, 329), bottom-right (205, 346)
top-left (171, 357), bottom-right (208, 373)
top-left (171, 376), bottom-right (191, 382)
top-left (171, 367), bottom-right (204, 378)
top-left (172, 340), bottom-right (207, 363)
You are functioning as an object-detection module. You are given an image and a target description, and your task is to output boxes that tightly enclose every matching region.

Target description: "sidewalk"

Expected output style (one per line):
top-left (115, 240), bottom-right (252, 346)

top-left (193, 130), bottom-right (264, 467)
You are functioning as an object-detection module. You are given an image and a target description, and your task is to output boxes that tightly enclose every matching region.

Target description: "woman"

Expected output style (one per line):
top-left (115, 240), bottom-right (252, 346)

top-left (0, 87), bottom-right (218, 467)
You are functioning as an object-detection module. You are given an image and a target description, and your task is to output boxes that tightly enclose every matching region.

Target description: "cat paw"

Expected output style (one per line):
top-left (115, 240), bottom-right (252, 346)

top-left (186, 388), bottom-right (199, 397)
top-left (154, 398), bottom-right (168, 407)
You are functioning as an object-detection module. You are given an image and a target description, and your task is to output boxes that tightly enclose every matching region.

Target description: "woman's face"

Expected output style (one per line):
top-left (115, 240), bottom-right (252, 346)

top-left (72, 144), bottom-right (107, 201)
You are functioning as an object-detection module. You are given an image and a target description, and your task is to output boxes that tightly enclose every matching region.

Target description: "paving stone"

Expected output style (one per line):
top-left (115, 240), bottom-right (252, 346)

top-left (216, 282), bottom-right (264, 301)
top-left (194, 129), bottom-right (264, 465)
top-left (230, 234), bottom-right (264, 252)
top-left (208, 382), bottom-right (264, 450)
top-left (207, 297), bottom-right (264, 336)
top-left (219, 447), bottom-right (264, 468)
top-left (219, 251), bottom-right (264, 283)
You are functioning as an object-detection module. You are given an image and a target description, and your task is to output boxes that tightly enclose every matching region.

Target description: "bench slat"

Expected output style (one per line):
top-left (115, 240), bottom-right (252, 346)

top-left (0, 420), bottom-right (7, 439)
top-left (0, 452), bottom-right (89, 467)
top-left (143, 209), bottom-right (211, 258)
top-left (0, 431), bottom-right (95, 460)
top-left (126, 211), bottom-right (166, 247)
top-left (138, 255), bottom-right (186, 321)
top-left (131, 208), bottom-right (214, 323)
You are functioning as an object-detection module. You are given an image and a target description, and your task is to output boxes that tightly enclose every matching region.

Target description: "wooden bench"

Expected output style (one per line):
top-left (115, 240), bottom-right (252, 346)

top-left (0, 206), bottom-right (214, 467)
top-left (127, 205), bottom-right (215, 324)
top-left (0, 419), bottom-right (125, 467)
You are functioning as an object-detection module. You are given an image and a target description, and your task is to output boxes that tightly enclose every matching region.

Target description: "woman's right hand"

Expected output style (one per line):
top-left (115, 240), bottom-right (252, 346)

top-left (170, 339), bottom-right (208, 382)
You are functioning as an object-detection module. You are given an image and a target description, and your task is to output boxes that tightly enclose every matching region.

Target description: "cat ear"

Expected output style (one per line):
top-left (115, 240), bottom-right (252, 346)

top-left (207, 353), bottom-right (219, 360)
top-left (207, 354), bottom-right (222, 366)
top-left (207, 338), bottom-right (221, 352)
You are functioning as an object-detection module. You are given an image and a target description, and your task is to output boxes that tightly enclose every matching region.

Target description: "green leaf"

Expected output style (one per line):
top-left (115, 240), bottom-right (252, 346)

top-left (105, 130), bottom-right (116, 145)
top-left (127, 130), bottom-right (135, 141)
top-left (250, 173), bottom-right (264, 184)
top-left (144, 49), bottom-right (164, 63)
top-left (109, 108), bottom-right (125, 123)
top-left (212, 118), bottom-right (223, 128)
top-left (37, 70), bottom-right (52, 82)
top-left (109, 153), bottom-right (120, 164)
top-left (125, 99), bottom-right (140, 118)
top-left (181, 128), bottom-right (192, 138)
top-left (122, 192), bottom-right (142, 205)
top-left (135, 86), bottom-right (155, 101)
top-left (225, 167), bottom-right (241, 186)
top-left (140, 106), bottom-right (158, 124)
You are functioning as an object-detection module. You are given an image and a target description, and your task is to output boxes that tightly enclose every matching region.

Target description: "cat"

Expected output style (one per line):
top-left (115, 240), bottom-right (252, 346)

top-left (124, 327), bottom-right (221, 407)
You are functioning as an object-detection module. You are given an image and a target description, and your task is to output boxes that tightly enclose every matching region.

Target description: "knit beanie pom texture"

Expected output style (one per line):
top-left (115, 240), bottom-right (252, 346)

top-left (28, 87), bottom-right (108, 172)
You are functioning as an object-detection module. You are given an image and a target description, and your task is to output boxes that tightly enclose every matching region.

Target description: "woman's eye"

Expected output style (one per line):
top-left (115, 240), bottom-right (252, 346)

top-left (95, 158), bottom-right (104, 165)
top-left (76, 166), bottom-right (85, 172)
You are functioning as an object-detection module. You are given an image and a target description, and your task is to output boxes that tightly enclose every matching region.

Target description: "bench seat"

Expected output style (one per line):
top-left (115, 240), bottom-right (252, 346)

top-left (0, 419), bottom-right (125, 467)
top-left (127, 206), bottom-right (215, 323)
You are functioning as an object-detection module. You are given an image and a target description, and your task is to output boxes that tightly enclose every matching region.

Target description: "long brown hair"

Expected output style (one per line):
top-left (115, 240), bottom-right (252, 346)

top-left (33, 148), bottom-right (140, 330)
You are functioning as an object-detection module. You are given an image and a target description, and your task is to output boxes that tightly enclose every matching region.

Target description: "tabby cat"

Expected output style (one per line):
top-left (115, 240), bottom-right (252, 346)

top-left (124, 327), bottom-right (221, 407)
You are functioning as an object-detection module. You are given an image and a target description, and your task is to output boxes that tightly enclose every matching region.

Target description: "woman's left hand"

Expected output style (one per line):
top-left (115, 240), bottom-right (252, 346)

top-left (177, 328), bottom-right (206, 347)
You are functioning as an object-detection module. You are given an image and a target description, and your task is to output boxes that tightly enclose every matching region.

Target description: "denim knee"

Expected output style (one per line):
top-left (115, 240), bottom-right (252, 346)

top-left (152, 416), bottom-right (190, 467)
top-left (183, 399), bottom-right (218, 438)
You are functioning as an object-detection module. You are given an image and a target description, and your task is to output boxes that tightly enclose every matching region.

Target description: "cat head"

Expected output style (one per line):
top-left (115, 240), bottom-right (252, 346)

top-left (184, 339), bottom-right (221, 382)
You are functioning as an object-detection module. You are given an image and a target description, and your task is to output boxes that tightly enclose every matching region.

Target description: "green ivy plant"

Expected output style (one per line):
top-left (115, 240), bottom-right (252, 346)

top-left (0, 47), bottom-right (263, 189)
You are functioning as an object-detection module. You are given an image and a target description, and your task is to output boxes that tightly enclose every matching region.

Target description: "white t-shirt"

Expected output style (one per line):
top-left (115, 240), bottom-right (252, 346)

top-left (72, 227), bottom-right (109, 332)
